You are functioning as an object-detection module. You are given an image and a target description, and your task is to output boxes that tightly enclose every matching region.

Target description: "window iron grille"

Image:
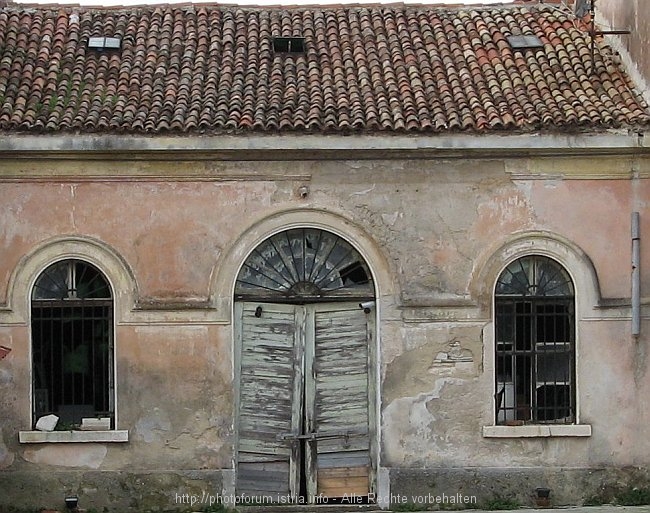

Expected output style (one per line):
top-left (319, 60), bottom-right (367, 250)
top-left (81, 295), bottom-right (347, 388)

top-left (31, 260), bottom-right (114, 429)
top-left (495, 256), bottom-right (575, 425)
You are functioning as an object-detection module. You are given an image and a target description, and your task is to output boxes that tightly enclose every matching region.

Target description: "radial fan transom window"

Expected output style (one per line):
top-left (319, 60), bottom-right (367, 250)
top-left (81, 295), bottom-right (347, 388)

top-left (235, 228), bottom-right (373, 301)
top-left (33, 259), bottom-right (112, 300)
top-left (496, 255), bottom-right (574, 297)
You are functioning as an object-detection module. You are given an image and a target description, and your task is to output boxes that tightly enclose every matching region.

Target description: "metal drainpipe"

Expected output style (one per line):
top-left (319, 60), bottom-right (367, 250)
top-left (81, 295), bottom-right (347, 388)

top-left (632, 212), bottom-right (641, 337)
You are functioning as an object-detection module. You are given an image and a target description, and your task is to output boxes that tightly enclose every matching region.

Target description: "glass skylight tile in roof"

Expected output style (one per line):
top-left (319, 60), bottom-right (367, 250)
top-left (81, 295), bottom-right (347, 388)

top-left (507, 34), bottom-right (544, 50)
top-left (87, 36), bottom-right (121, 50)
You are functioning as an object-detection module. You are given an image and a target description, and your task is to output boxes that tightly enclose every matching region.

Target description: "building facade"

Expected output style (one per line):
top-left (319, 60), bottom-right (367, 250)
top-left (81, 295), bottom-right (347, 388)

top-left (596, 0), bottom-right (650, 93)
top-left (1, 1), bottom-right (650, 511)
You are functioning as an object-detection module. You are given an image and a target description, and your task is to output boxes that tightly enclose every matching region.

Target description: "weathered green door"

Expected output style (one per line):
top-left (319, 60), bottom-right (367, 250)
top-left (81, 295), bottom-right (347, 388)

top-left (236, 302), bottom-right (375, 502)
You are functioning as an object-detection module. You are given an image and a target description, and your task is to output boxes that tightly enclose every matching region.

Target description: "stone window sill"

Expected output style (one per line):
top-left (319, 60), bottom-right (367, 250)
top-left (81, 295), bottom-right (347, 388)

top-left (482, 424), bottom-right (591, 438)
top-left (19, 430), bottom-right (129, 443)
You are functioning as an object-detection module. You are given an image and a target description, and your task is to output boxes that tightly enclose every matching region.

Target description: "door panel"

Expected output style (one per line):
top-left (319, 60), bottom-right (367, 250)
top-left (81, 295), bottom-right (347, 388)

top-left (236, 302), bottom-right (304, 500)
top-left (236, 302), bottom-right (374, 502)
top-left (308, 304), bottom-right (372, 498)
top-left (317, 466), bottom-right (370, 497)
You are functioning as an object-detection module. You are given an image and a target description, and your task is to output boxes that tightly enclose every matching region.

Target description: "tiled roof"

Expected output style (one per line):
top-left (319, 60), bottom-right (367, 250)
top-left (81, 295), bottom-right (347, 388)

top-left (0, 2), bottom-right (648, 134)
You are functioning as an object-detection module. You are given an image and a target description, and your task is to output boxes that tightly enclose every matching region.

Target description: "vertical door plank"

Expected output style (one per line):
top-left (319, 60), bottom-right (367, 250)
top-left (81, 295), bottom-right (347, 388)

top-left (304, 307), bottom-right (318, 499)
top-left (289, 305), bottom-right (306, 498)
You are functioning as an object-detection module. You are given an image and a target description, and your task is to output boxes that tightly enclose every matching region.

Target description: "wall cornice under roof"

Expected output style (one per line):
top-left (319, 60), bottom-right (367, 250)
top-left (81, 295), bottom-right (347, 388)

top-left (0, 131), bottom-right (649, 161)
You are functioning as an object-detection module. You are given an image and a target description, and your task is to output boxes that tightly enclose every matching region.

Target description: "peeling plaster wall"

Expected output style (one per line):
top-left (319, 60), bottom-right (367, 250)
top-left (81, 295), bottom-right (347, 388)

top-left (0, 153), bottom-right (649, 510)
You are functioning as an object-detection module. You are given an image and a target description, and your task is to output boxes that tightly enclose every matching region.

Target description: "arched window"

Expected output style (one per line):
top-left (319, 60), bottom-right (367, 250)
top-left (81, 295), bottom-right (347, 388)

top-left (495, 256), bottom-right (575, 425)
top-left (235, 228), bottom-right (373, 302)
top-left (31, 259), bottom-right (114, 429)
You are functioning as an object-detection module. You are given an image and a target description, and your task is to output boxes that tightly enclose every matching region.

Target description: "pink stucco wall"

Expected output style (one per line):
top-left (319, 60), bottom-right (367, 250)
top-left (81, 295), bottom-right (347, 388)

top-left (0, 154), bottom-right (648, 509)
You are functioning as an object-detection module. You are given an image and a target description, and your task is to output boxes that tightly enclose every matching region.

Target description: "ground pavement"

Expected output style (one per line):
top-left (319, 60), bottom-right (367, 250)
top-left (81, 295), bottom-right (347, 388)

top-left (382, 508), bottom-right (650, 513)
top-left (210, 506), bottom-right (650, 513)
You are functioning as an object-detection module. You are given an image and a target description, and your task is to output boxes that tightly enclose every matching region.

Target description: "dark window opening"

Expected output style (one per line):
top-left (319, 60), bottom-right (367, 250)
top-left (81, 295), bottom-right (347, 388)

top-left (31, 260), bottom-right (114, 429)
top-left (495, 256), bottom-right (575, 425)
top-left (339, 261), bottom-right (370, 286)
top-left (273, 36), bottom-right (306, 54)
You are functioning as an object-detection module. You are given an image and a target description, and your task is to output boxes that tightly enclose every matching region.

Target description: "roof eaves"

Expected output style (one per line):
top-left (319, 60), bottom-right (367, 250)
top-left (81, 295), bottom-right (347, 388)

top-left (0, 131), bottom-right (648, 159)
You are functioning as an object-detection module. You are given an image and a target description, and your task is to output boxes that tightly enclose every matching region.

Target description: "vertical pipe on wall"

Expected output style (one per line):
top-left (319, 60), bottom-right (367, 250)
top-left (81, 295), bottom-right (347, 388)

top-left (632, 212), bottom-right (641, 337)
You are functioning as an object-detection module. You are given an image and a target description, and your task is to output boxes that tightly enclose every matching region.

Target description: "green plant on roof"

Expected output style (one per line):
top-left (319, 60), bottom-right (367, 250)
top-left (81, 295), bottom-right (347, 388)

top-left (48, 94), bottom-right (59, 111)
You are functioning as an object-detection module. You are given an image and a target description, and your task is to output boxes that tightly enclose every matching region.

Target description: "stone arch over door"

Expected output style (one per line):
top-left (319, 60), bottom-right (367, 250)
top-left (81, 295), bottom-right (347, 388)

top-left (233, 226), bottom-right (379, 504)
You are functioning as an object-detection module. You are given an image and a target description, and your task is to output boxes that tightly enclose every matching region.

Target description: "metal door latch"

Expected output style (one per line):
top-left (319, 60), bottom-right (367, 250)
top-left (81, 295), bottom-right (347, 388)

top-left (276, 429), bottom-right (365, 442)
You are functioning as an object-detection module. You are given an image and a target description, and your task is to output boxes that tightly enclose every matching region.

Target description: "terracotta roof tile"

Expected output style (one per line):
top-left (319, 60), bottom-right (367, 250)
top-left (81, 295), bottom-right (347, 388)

top-left (0, 2), bottom-right (648, 134)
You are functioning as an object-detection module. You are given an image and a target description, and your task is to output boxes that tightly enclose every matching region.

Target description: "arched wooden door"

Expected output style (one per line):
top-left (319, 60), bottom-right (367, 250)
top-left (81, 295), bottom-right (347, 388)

top-left (234, 228), bottom-right (377, 503)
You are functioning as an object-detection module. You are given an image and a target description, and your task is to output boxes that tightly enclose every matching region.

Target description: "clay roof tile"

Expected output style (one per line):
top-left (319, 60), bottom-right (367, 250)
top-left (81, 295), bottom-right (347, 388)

top-left (0, 2), bottom-right (647, 135)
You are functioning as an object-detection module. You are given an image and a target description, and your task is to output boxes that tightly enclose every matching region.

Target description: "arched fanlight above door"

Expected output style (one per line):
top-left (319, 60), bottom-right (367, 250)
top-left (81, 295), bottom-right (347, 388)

top-left (235, 228), bottom-right (374, 301)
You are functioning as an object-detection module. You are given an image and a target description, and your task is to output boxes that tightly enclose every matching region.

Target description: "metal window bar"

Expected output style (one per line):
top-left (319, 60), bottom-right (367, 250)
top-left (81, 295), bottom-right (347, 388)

top-left (108, 308), bottom-right (115, 417)
top-left (495, 297), bottom-right (575, 425)
top-left (32, 299), bottom-right (113, 428)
